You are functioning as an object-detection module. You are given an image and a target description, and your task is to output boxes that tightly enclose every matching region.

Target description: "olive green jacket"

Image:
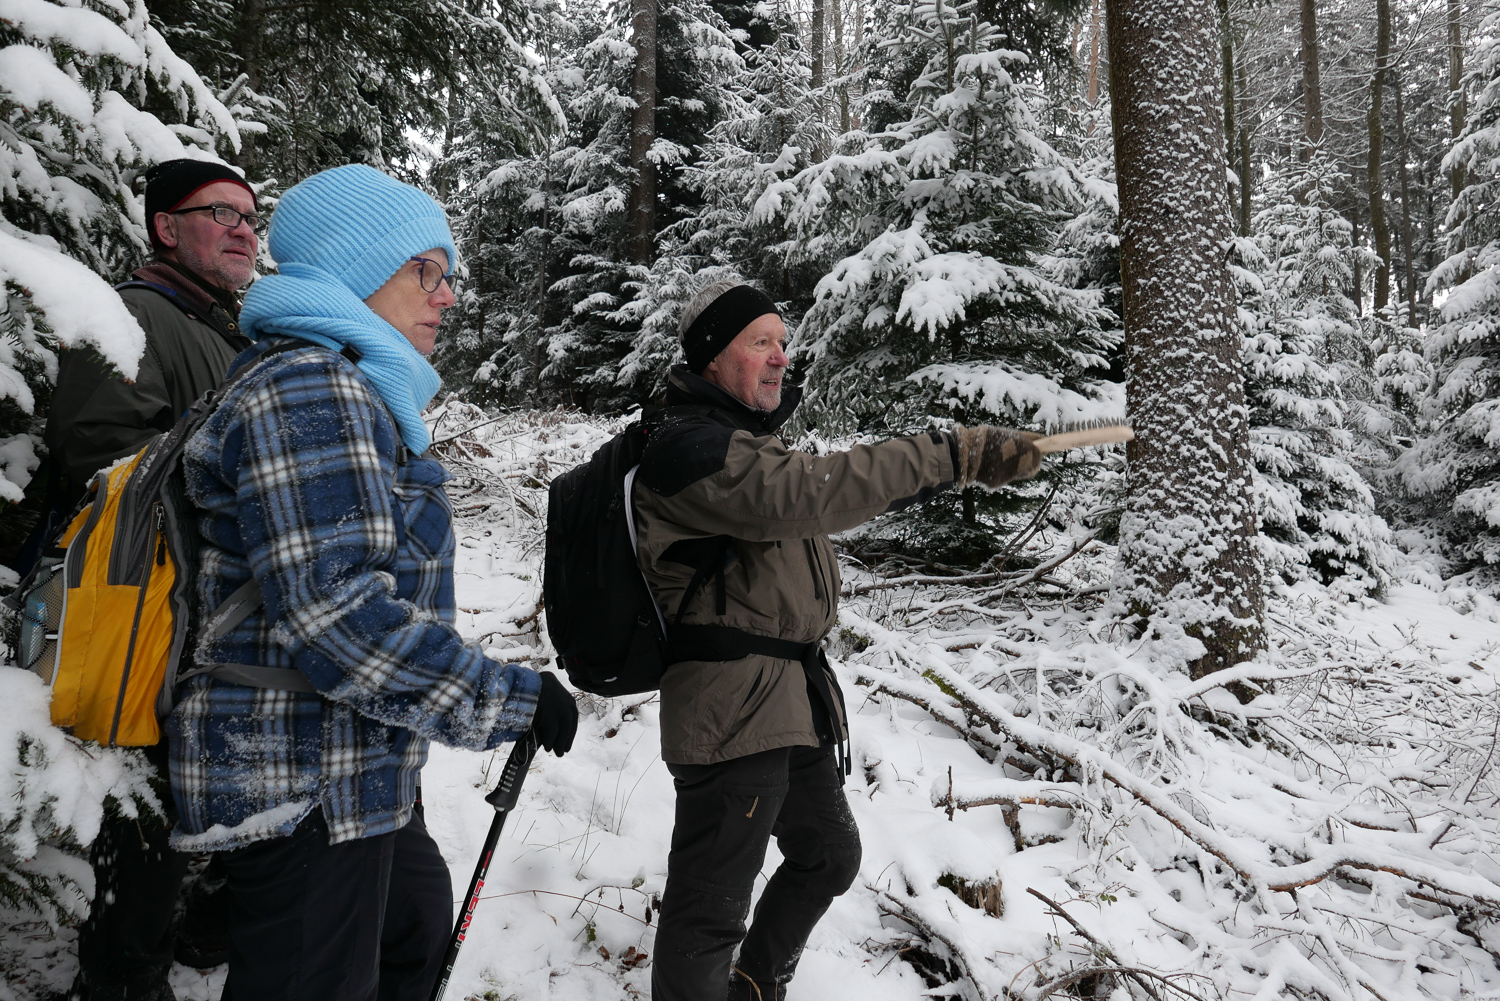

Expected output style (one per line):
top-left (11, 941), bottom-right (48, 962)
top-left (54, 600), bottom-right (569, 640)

top-left (633, 368), bottom-right (957, 764)
top-left (44, 261), bottom-right (250, 499)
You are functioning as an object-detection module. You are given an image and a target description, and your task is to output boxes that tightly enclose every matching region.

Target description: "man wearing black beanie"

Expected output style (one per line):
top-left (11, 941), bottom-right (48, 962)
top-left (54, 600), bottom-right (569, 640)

top-left (630, 279), bottom-right (1044, 1000)
top-left (29, 158), bottom-right (259, 1001)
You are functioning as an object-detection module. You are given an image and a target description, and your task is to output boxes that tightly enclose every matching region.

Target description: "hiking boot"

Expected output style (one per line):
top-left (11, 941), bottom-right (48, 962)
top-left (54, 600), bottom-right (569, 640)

top-left (727, 968), bottom-right (784, 1001)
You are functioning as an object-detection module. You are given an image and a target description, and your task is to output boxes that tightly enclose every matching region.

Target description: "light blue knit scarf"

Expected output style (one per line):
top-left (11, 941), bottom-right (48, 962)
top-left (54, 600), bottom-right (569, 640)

top-left (239, 262), bottom-right (441, 454)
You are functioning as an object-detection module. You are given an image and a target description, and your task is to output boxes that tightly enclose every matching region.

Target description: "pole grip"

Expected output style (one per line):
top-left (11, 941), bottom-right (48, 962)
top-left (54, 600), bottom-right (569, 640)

top-left (485, 729), bottom-right (538, 811)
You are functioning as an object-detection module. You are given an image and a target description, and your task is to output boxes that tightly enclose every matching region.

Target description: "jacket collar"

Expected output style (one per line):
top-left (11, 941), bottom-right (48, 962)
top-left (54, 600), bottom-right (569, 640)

top-left (664, 365), bottom-right (801, 434)
top-left (134, 259), bottom-right (242, 318)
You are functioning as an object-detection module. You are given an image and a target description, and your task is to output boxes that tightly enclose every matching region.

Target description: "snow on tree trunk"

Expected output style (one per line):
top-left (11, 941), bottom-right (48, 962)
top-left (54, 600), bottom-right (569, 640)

top-left (628, 0), bottom-right (658, 265)
top-left (1105, 0), bottom-right (1264, 676)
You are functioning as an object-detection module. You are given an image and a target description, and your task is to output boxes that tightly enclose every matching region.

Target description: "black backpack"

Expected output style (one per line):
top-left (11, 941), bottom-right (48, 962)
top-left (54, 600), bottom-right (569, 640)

top-left (543, 423), bottom-right (669, 696)
top-left (542, 417), bottom-right (851, 773)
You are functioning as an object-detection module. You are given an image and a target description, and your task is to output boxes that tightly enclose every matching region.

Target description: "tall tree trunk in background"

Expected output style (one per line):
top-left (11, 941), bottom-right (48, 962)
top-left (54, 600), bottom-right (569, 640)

top-left (1217, 0), bottom-right (1234, 179)
top-left (1237, 55), bottom-right (1252, 236)
top-left (1106, 0), bottom-right (1264, 677)
top-left (833, 0), bottom-right (849, 132)
top-left (235, 0), bottom-right (263, 174)
top-left (627, 0), bottom-right (657, 265)
top-left (1368, 0), bottom-right (1392, 314)
top-left (1300, 0), bottom-right (1323, 159)
top-left (1351, 200), bottom-right (1364, 315)
top-left (1450, 0), bottom-right (1467, 202)
top-left (811, 0), bottom-right (826, 148)
top-left (1087, 0), bottom-right (1102, 105)
top-left (850, 0), bottom-right (864, 130)
top-left (1395, 73), bottom-right (1418, 326)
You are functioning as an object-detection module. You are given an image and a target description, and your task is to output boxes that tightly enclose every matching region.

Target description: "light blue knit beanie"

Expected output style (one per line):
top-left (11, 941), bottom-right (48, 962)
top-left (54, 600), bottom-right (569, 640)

top-left (267, 163), bottom-right (457, 295)
top-left (241, 164), bottom-right (458, 454)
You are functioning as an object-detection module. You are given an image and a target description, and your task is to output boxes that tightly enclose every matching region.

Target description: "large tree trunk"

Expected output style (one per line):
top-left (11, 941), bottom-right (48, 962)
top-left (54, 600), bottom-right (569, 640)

top-left (1395, 73), bottom-right (1418, 326)
top-left (1450, 0), bottom-right (1467, 202)
top-left (1105, 0), bottom-right (1264, 677)
top-left (1368, 0), bottom-right (1392, 314)
top-left (1300, 0), bottom-right (1323, 157)
top-left (627, 0), bottom-right (657, 265)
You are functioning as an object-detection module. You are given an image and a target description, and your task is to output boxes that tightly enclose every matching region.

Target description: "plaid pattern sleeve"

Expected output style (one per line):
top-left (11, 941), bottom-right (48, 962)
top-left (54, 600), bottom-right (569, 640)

top-left (169, 343), bottom-right (540, 849)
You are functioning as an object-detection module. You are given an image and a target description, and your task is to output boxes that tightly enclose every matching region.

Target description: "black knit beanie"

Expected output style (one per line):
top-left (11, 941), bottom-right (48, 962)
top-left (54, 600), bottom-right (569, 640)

top-left (144, 159), bottom-right (255, 250)
top-left (681, 285), bottom-right (781, 374)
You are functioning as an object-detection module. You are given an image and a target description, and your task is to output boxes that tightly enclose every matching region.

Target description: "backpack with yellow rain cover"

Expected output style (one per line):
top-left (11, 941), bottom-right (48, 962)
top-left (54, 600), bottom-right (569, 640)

top-left (4, 340), bottom-right (312, 747)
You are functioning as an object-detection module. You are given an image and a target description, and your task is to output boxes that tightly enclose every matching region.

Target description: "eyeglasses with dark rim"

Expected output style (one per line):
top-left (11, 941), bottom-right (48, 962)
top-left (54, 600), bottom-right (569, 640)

top-left (410, 256), bottom-right (460, 296)
top-left (170, 203), bottom-right (265, 234)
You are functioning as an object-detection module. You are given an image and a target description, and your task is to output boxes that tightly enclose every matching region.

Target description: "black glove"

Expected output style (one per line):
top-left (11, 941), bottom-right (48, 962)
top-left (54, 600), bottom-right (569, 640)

top-left (532, 671), bottom-right (578, 756)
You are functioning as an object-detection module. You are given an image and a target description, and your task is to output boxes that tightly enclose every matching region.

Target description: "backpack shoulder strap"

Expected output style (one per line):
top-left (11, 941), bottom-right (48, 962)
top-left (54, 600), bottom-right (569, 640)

top-left (116, 279), bottom-right (248, 348)
top-left (115, 279), bottom-right (196, 315)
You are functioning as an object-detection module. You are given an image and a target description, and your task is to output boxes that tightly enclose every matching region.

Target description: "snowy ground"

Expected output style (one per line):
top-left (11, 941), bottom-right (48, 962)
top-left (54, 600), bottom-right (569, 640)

top-left (5, 408), bottom-right (1500, 1000)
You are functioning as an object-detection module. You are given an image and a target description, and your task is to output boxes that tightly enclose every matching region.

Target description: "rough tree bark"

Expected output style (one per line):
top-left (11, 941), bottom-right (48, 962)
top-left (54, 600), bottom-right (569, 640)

top-left (627, 0), bottom-right (657, 265)
top-left (1368, 0), bottom-right (1392, 314)
top-left (1106, 0), bottom-right (1264, 677)
top-left (1300, 0), bottom-right (1323, 158)
top-left (1450, 0), bottom-right (1467, 202)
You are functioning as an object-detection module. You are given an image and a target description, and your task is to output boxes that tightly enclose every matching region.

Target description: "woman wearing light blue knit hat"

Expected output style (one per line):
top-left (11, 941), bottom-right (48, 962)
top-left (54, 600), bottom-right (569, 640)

top-left (168, 164), bottom-right (578, 1000)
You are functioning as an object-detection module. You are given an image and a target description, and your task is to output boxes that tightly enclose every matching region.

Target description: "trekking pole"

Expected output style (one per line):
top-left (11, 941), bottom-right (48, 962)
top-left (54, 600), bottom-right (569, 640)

top-left (428, 729), bottom-right (540, 1001)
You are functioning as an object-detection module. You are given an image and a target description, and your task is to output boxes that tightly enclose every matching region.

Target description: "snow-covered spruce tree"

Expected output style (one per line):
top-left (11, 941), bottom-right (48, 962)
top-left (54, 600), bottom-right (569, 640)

top-left (435, 0), bottom-right (747, 411)
top-left (607, 0), bottom-right (832, 401)
top-left (150, 0), bottom-right (472, 180)
top-left (1236, 154), bottom-right (1393, 598)
top-left (0, 0), bottom-right (241, 541)
top-left (417, 0), bottom-right (564, 407)
top-left (1396, 7), bottom-right (1500, 580)
top-left (765, 0), bottom-right (1116, 563)
top-left (0, 0), bottom-right (238, 917)
top-left (1106, 0), bottom-right (1262, 674)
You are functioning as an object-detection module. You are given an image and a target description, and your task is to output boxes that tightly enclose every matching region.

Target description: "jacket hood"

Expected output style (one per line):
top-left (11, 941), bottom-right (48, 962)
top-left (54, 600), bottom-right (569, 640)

top-left (665, 365), bottom-right (801, 434)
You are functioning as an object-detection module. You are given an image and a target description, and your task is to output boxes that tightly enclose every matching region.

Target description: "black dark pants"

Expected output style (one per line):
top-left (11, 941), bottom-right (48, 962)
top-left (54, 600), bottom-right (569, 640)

top-left (651, 744), bottom-right (862, 1001)
top-left (218, 808), bottom-right (453, 1001)
top-left (72, 741), bottom-right (192, 1001)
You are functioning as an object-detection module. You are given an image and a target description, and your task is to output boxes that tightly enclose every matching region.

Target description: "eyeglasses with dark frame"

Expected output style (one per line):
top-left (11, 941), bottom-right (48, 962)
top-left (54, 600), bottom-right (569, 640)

top-left (409, 256), bottom-right (460, 296)
top-left (169, 203), bottom-right (265, 234)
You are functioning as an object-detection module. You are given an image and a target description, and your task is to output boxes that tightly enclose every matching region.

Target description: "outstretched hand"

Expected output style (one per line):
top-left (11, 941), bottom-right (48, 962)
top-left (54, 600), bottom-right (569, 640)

top-left (533, 671), bottom-right (579, 756)
top-left (952, 425), bottom-right (1043, 490)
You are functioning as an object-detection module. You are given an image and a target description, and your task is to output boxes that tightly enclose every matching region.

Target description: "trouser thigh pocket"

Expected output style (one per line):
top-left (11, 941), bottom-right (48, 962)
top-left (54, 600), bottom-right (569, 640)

top-left (667, 749), bottom-right (791, 895)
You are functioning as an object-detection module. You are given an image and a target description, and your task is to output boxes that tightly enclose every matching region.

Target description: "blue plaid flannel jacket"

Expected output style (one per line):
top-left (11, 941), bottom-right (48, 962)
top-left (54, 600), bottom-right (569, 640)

top-left (168, 339), bottom-right (540, 850)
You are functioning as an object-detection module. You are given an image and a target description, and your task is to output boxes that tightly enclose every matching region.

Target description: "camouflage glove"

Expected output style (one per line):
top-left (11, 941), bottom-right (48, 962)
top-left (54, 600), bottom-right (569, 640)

top-left (952, 425), bottom-right (1043, 489)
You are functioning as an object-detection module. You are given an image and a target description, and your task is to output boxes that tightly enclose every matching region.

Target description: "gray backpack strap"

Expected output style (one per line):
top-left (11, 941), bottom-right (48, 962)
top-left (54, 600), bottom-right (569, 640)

top-left (179, 577), bottom-right (318, 694)
top-left (201, 577), bottom-right (263, 642)
top-left (198, 662), bottom-right (317, 693)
